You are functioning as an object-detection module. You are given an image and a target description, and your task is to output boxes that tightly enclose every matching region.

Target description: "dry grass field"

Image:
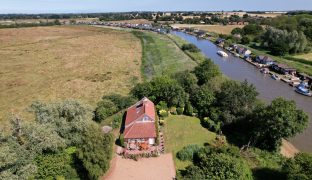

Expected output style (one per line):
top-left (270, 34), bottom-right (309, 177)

top-left (0, 18), bottom-right (99, 25)
top-left (171, 24), bottom-right (245, 35)
top-left (0, 26), bottom-right (142, 127)
top-left (108, 19), bottom-right (151, 24)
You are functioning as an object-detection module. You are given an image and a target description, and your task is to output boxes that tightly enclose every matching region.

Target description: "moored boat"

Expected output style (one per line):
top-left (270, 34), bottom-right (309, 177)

top-left (271, 74), bottom-right (280, 80)
top-left (295, 85), bottom-right (312, 97)
top-left (260, 68), bottom-right (269, 74)
top-left (217, 51), bottom-right (228, 57)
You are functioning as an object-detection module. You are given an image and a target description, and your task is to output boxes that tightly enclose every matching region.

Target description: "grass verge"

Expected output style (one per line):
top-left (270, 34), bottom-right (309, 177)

top-left (132, 31), bottom-right (197, 80)
top-left (167, 34), bottom-right (207, 64)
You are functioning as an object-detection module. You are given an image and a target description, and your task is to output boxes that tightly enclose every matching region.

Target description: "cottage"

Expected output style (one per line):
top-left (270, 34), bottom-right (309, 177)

top-left (271, 63), bottom-right (296, 75)
top-left (255, 56), bottom-right (274, 66)
top-left (236, 46), bottom-right (251, 57)
top-left (123, 97), bottom-right (157, 150)
top-left (216, 38), bottom-right (225, 47)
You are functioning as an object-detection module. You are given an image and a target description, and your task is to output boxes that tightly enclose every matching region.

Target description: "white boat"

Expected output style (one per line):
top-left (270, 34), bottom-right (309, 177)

top-left (295, 85), bottom-right (312, 97)
top-left (217, 51), bottom-right (228, 57)
top-left (271, 74), bottom-right (280, 80)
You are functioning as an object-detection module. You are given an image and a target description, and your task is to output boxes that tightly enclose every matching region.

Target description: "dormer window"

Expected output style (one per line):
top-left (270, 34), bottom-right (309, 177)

top-left (143, 116), bottom-right (149, 122)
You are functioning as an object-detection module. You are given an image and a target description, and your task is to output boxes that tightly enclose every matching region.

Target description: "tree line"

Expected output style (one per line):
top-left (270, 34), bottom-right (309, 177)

top-left (0, 101), bottom-right (114, 180)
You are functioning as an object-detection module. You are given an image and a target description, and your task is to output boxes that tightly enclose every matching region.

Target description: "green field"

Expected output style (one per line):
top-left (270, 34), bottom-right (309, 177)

top-left (163, 115), bottom-right (216, 170)
top-left (132, 31), bottom-right (197, 80)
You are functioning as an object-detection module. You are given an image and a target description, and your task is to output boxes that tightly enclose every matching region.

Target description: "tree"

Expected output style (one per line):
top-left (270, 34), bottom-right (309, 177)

top-left (94, 99), bottom-right (118, 122)
top-left (30, 100), bottom-right (93, 146)
top-left (174, 71), bottom-right (198, 94)
top-left (262, 27), bottom-right (307, 55)
top-left (190, 85), bottom-right (215, 117)
top-left (0, 132), bottom-right (37, 179)
top-left (241, 36), bottom-right (250, 44)
top-left (183, 146), bottom-right (253, 180)
top-left (194, 59), bottom-right (221, 86)
top-left (76, 123), bottom-right (114, 180)
top-left (231, 27), bottom-right (244, 35)
top-left (181, 43), bottom-right (200, 53)
top-left (252, 98), bottom-right (308, 151)
top-left (217, 80), bottom-right (258, 124)
top-left (282, 153), bottom-right (312, 180)
top-left (35, 148), bottom-right (78, 179)
top-left (131, 76), bottom-right (187, 107)
top-left (243, 24), bottom-right (264, 35)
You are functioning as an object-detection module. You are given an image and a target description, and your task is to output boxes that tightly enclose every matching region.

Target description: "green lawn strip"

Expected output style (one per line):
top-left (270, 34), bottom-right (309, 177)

top-left (163, 115), bottom-right (216, 170)
top-left (132, 31), bottom-right (197, 80)
top-left (168, 34), bottom-right (206, 64)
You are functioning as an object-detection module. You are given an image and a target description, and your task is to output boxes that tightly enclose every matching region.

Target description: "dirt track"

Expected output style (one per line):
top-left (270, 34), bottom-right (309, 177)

top-left (105, 153), bottom-right (176, 180)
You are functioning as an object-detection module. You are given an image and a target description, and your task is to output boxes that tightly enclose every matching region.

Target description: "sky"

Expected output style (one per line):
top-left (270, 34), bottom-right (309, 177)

top-left (0, 0), bottom-right (312, 14)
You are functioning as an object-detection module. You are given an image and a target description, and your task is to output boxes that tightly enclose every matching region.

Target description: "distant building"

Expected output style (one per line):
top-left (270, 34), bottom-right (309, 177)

top-left (255, 56), bottom-right (275, 66)
top-left (271, 63), bottom-right (296, 75)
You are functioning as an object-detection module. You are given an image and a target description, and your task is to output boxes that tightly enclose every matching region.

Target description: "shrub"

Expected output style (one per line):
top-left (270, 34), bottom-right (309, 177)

top-left (184, 102), bottom-right (194, 116)
top-left (159, 110), bottom-right (169, 119)
top-left (181, 43), bottom-right (200, 53)
top-left (112, 113), bottom-right (122, 129)
top-left (76, 123), bottom-right (114, 180)
top-left (176, 107), bottom-right (184, 115)
top-left (102, 94), bottom-right (136, 110)
top-left (94, 100), bottom-right (118, 122)
top-left (35, 148), bottom-right (78, 179)
top-left (176, 144), bottom-right (202, 161)
top-left (169, 107), bottom-right (177, 115)
top-left (156, 101), bottom-right (168, 111)
top-left (119, 134), bottom-right (125, 147)
top-left (201, 117), bottom-right (221, 133)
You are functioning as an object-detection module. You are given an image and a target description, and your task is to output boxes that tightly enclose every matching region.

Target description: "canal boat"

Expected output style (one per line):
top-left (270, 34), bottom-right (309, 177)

top-left (217, 51), bottom-right (228, 57)
top-left (260, 68), bottom-right (269, 74)
top-left (271, 74), bottom-right (280, 80)
top-left (295, 85), bottom-right (312, 97)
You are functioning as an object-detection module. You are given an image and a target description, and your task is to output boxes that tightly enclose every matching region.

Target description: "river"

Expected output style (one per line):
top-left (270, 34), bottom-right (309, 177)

top-left (171, 31), bottom-right (312, 152)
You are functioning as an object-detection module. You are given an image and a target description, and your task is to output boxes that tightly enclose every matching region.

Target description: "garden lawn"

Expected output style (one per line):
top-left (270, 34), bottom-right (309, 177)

top-left (132, 31), bottom-right (197, 80)
top-left (163, 115), bottom-right (216, 170)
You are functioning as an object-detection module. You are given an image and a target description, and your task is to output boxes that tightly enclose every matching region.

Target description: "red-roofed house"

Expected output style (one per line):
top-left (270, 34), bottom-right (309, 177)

top-left (123, 97), bottom-right (157, 150)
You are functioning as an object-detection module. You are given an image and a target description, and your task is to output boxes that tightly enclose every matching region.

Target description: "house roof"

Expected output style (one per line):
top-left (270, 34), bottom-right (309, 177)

top-left (124, 97), bottom-right (156, 139)
top-left (124, 122), bottom-right (156, 139)
top-left (125, 97), bottom-right (155, 126)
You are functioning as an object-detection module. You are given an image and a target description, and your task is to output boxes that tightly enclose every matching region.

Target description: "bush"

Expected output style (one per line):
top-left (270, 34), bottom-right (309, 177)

top-left (35, 148), bottom-right (78, 179)
top-left (102, 94), bottom-right (136, 110)
top-left (181, 43), bottom-right (200, 53)
top-left (94, 100), bottom-right (118, 122)
top-left (76, 123), bottom-right (114, 180)
top-left (119, 134), bottom-right (125, 147)
top-left (159, 110), bottom-right (169, 119)
top-left (201, 117), bottom-right (221, 133)
top-left (184, 102), bottom-right (194, 116)
top-left (241, 36), bottom-right (250, 44)
top-left (112, 114), bottom-right (122, 129)
top-left (177, 145), bottom-right (202, 161)
top-left (176, 107), bottom-right (184, 115)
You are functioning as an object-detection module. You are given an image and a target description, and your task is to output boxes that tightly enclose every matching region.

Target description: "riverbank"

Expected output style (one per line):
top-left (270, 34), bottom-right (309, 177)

top-left (171, 31), bottom-right (312, 152)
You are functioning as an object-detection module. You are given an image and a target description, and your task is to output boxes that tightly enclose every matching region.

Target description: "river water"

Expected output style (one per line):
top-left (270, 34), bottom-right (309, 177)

top-left (172, 31), bottom-right (312, 152)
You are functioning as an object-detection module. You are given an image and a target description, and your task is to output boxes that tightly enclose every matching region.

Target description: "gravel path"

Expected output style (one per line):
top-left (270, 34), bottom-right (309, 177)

top-left (105, 153), bottom-right (176, 180)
